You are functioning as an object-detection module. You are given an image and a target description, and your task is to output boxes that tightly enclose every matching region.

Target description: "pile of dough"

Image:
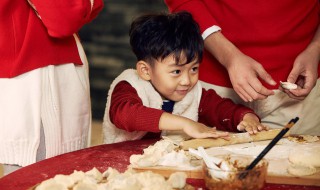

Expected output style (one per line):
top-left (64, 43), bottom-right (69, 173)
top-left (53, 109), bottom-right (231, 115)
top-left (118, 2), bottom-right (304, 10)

top-left (287, 146), bottom-right (320, 176)
top-left (35, 167), bottom-right (189, 190)
top-left (130, 139), bottom-right (196, 169)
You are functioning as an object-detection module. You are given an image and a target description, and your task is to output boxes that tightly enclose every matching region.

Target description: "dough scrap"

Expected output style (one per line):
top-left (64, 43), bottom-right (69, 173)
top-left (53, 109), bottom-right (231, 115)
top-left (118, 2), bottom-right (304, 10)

top-left (167, 172), bottom-right (187, 189)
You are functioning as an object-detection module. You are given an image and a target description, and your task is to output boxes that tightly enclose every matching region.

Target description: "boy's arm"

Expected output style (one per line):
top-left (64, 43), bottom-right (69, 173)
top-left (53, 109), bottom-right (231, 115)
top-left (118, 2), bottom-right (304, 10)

top-left (110, 82), bottom-right (229, 139)
top-left (198, 88), bottom-right (257, 132)
top-left (159, 112), bottom-right (229, 139)
top-left (109, 81), bottom-right (163, 133)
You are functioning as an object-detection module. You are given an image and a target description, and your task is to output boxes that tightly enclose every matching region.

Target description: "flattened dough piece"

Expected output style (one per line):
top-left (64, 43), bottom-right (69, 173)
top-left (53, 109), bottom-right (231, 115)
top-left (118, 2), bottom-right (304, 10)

top-left (287, 146), bottom-right (320, 176)
top-left (287, 163), bottom-right (317, 176)
top-left (288, 146), bottom-right (320, 167)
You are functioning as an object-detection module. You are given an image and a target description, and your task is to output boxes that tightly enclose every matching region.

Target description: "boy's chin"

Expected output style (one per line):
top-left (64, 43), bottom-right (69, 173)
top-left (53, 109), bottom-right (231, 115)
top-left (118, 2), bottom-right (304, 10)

top-left (168, 96), bottom-right (185, 102)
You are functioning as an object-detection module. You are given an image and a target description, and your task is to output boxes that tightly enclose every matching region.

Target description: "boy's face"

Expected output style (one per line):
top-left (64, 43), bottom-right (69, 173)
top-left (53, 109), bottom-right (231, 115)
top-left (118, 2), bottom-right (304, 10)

top-left (148, 54), bottom-right (199, 101)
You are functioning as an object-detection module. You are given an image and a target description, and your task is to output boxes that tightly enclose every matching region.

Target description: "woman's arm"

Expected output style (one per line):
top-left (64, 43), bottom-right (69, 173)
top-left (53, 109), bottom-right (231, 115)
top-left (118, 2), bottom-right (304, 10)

top-left (28, 0), bottom-right (104, 37)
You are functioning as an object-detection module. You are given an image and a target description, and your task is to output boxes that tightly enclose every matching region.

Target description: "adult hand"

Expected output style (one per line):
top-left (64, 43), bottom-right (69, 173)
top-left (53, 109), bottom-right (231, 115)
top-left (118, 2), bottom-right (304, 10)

top-left (204, 32), bottom-right (276, 102)
top-left (281, 43), bottom-right (320, 100)
top-left (226, 52), bottom-right (276, 102)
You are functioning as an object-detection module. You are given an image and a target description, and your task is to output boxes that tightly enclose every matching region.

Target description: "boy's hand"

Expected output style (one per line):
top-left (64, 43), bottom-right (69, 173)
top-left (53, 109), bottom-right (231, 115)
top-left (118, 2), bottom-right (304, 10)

top-left (183, 123), bottom-right (230, 140)
top-left (237, 113), bottom-right (269, 134)
top-left (159, 112), bottom-right (229, 140)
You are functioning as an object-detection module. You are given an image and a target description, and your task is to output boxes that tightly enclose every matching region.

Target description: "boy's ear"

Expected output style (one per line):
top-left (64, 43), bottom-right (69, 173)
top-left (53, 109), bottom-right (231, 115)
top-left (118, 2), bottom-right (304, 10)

top-left (136, 60), bottom-right (151, 81)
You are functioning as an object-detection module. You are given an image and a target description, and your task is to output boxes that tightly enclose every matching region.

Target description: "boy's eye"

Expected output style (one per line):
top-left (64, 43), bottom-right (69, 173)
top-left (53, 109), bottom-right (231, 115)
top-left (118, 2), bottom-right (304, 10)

top-left (172, 70), bottom-right (181, 74)
top-left (191, 66), bottom-right (199, 72)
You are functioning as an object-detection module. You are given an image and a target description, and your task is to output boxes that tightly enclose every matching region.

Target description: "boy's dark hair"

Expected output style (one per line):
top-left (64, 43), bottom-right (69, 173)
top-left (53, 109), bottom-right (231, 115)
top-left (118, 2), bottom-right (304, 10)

top-left (129, 11), bottom-right (204, 66)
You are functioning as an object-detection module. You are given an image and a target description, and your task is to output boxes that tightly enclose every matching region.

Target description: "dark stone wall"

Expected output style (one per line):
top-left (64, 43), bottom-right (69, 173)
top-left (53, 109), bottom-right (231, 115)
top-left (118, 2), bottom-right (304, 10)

top-left (79, 0), bottom-right (167, 120)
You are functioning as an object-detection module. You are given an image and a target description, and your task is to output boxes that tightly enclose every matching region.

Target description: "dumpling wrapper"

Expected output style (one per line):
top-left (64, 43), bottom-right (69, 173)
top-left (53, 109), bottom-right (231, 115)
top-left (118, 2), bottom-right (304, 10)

top-left (280, 81), bottom-right (298, 90)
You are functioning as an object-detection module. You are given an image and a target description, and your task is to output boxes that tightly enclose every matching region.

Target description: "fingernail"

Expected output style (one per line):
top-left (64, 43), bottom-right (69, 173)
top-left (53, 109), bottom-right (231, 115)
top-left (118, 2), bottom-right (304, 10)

top-left (270, 80), bottom-right (277, 85)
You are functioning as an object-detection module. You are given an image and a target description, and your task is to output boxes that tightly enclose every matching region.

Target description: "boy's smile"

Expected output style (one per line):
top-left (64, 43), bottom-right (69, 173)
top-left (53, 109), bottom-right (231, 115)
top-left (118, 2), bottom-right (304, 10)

top-left (148, 54), bottom-right (199, 101)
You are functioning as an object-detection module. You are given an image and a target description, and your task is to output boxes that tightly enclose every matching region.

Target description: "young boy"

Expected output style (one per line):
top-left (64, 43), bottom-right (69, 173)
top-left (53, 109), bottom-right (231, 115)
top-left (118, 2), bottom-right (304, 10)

top-left (102, 11), bottom-right (268, 144)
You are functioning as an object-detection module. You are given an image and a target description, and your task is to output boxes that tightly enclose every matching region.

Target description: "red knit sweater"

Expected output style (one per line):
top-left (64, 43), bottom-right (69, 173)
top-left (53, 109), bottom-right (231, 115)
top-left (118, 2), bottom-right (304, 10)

top-left (165, 0), bottom-right (320, 89)
top-left (109, 81), bottom-right (256, 137)
top-left (0, 0), bottom-right (103, 78)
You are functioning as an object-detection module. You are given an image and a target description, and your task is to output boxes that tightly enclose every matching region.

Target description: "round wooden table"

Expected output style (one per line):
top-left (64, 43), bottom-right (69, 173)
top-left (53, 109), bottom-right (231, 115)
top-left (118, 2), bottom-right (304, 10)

top-left (0, 139), bottom-right (319, 190)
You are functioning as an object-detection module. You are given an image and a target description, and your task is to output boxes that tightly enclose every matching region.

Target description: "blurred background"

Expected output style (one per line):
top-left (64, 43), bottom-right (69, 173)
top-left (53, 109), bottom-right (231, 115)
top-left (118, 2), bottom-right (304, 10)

top-left (79, 0), bottom-right (168, 121)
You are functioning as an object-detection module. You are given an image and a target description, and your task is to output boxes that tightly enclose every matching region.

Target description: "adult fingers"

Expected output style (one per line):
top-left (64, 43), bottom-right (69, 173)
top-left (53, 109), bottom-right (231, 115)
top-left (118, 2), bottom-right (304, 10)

top-left (248, 78), bottom-right (274, 98)
top-left (234, 86), bottom-right (254, 102)
top-left (285, 89), bottom-right (308, 100)
top-left (256, 65), bottom-right (277, 86)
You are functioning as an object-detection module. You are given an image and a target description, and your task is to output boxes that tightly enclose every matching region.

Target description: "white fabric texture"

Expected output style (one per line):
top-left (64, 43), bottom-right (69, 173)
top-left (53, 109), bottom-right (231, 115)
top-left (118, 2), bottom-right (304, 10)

top-left (103, 69), bottom-right (202, 144)
top-left (201, 80), bottom-right (320, 135)
top-left (0, 35), bottom-right (91, 167)
top-left (202, 25), bottom-right (221, 40)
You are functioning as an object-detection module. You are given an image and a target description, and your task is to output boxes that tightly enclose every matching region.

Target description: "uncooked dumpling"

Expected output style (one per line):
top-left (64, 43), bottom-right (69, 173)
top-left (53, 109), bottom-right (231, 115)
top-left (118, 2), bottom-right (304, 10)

top-left (280, 81), bottom-right (298, 90)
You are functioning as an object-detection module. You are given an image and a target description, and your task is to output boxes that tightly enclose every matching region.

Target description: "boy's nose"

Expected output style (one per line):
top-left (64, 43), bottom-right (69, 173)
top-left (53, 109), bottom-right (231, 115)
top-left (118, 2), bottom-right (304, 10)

top-left (180, 74), bottom-right (191, 85)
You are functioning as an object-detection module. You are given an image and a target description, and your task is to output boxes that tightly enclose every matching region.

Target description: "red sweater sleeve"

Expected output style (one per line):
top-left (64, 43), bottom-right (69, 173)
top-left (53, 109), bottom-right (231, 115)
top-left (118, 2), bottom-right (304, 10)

top-left (109, 81), bottom-right (164, 133)
top-left (164, 0), bottom-right (218, 33)
top-left (198, 88), bottom-right (257, 132)
top-left (29, 0), bottom-right (104, 37)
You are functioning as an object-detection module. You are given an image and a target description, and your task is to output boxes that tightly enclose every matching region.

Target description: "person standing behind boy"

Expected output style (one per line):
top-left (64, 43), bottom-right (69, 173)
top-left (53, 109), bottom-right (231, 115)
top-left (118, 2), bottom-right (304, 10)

top-left (165, 1), bottom-right (320, 135)
top-left (0, 0), bottom-right (103, 175)
top-left (102, 12), bottom-right (268, 144)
